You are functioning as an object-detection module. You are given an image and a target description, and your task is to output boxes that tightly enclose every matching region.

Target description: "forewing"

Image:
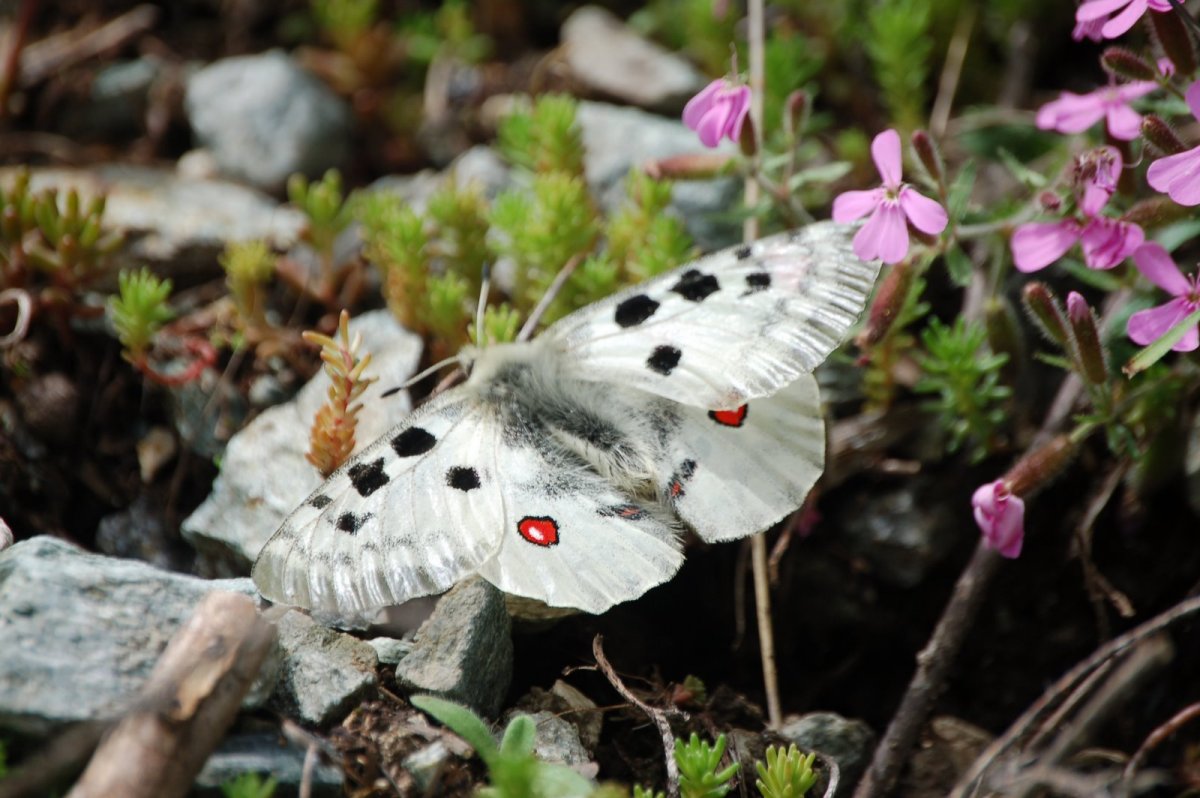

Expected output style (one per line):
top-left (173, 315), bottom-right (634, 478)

top-left (655, 373), bottom-right (824, 542)
top-left (252, 388), bottom-right (509, 623)
top-left (543, 222), bottom-right (878, 409)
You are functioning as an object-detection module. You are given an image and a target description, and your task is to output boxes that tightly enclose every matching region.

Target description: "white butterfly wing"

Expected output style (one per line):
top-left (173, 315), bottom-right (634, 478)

top-left (543, 222), bottom-right (878, 409)
top-left (652, 373), bottom-right (824, 542)
top-left (253, 389), bottom-right (511, 621)
top-left (475, 457), bottom-right (684, 614)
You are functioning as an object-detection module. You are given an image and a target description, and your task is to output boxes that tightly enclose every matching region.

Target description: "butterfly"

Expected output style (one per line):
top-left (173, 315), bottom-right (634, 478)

top-left (252, 222), bottom-right (880, 620)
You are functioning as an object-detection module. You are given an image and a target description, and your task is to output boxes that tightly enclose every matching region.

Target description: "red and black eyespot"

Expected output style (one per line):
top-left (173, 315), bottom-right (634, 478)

top-left (517, 516), bottom-right (560, 547)
top-left (667, 459), bottom-right (697, 500)
top-left (708, 404), bottom-right (748, 428)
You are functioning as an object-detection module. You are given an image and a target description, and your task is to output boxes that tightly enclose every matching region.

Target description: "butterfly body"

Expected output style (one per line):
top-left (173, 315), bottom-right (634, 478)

top-left (253, 222), bottom-right (880, 620)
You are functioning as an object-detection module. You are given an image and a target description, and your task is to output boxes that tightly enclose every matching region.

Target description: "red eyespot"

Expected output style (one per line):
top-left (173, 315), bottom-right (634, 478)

top-left (518, 516), bottom-right (559, 547)
top-left (709, 404), bottom-right (748, 427)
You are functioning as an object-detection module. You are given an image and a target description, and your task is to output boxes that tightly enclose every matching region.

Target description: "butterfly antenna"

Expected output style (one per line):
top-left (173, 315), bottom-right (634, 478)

top-left (474, 264), bottom-right (490, 347)
top-left (385, 354), bottom-right (462, 396)
top-left (517, 253), bottom-right (584, 342)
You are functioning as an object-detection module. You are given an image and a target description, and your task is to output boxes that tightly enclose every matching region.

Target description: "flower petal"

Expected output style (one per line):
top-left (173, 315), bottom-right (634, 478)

top-left (855, 202), bottom-right (909, 264)
top-left (871, 129), bottom-right (903, 188)
top-left (990, 495), bottom-right (1026, 558)
top-left (693, 107), bottom-right (727, 148)
top-left (898, 188), bottom-right (948, 234)
top-left (1076, 0), bottom-right (1131, 22)
top-left (1080, 218), bottom-right (1143, 269)
top-left (832, 188), bottom-right (883, 223)
top-left (1187, 80), bottom-right (1200, 121)
top-left (1127, 296), bottom-right (1193, 347)
top-left (1011, 221), bottom-right (1080, 273)
top-left (1147, 147), bottom-right (1200, 205)
top-left (1102, 0), bottom-right (1149, 37)
top-left (722, 85), bottom-right (751, 142)
top-left (682, 80), bottom-right (723, 130)
top-left (1105, 103), bottom-right (1143, 140)
top-left (1037, 92), bottom-right (1108, 134)
top-left (1132, 242), bottom-right (1191, 295)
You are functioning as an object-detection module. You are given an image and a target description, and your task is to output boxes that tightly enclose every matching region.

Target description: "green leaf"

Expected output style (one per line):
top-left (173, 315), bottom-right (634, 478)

top-left (410, 694), bottom-right (499, 767)
top-left (499, 715), bottom-right (536, 759)
top-left (996, 146), bottom-right (1047, 190)
top-left (946, 159), bottom-right (976, 221)
top-left (1123, 306), bottom-right (1200, 376)
top-left (1058, 258), bottom-right (1123, 291)
top-left (943, 245), bottom-right (973, 287)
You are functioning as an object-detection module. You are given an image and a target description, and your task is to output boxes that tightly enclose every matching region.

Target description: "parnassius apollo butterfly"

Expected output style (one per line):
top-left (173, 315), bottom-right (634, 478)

top-left (253, 222), bottom-right (880, 619)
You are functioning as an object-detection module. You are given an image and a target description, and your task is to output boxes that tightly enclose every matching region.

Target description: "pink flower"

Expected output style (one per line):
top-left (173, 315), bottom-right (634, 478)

top-left (1011, 147), bottom-right (1143, 272)
top-left (1147, 82), bottom-right (1200, 206)
top-left (972, 480), bottom-right (1025, 558)
top-left (683, 79), bottom-right (751, 149)
top-left (1073, 16), bottom-right (1107, 41)
top-left (1075, 0), bottom-right (1172, 39)
top-left (1012, 217), bottom-right (1143, 272)
top-left (831, 129), bottom-right (948, 264)
top-left (1127, 243), bottom-right (1200, 351)
top-left (1036, 81), bottom-right (1158, 140)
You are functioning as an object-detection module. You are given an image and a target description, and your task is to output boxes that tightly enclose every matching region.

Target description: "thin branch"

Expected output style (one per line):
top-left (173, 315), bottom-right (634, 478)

top-left (593, 634), bottom-right (688, 797)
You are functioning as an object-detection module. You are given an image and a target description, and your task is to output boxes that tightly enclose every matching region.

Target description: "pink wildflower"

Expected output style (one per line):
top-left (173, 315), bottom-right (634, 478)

top-left (1075, 0), bottom-right (1172, 40)
top-left (1127, 243), bottom-right (1200, 351)
top-left (1011, 147), bottom-right (1144, 272)
top-left (1147, 82), bottom-right (1200, 206)
top-left (972, 480), bottom-right (1025, 558)
top-left (683, 79), bottom-right (751, 149)
top-left (1035, 81), bottom-right (1158, 141)
top-left (831, 129), bottom-right (948, 264)
top-left (1073, 16), bottom-right (1108, 41)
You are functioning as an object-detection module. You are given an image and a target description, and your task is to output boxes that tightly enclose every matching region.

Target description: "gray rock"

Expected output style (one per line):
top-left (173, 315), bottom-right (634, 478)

top-left (193, 732), bottom-right (343, 797)
top-left (0, 165), bottom-right (304, 279)
top-left (576, 101), bottom-right (742, 251)
top-left (271, 610), bottom-right (378, 726)
top-left (0, 536), bottom-right (257, 737)
top-left (370, 145), bottom-right (513, 213)
top-left (95, 493), bottom-right (189, 572)
top-left (185, 50), bottom-right (353, 193)
top-left (780, 711), bottom-right (876, 798)
top-left (518, 711), bottom-right (595, 772)
top-left (181, 310), bottom-right (422, 570)
top-left (834, 478), bottom-right (957, 588)
top-left (168, 363), bottom-right (247, 462)
top-left (368, 636), bottom-right (415, 666)
top-left (402, 740), bottom-right (453, 792)
top-left (57, 56), bottom-right (167, 139)
top-left (395, 577), bottom-right (513, 718)
top-left (562, 6), bottom-right (706, 112)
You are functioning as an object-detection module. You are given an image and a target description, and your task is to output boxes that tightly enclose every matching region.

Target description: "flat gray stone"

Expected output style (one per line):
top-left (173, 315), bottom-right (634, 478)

top-left (181, 310), bottom-right (422, 570)
top-left (562, 6), bottom-right (706, 112)
top-left (271, 610), bottom-right (378, 726)
top-left (194, 732), bottom-right (343, 797)
top-left (395, 577), bottom-right (513, 718)
top-left (780, 711), bottom-right (876, 798)
top-left (0, 536), bottom-right (257, 737)
top-left (185, 50), bottom-right (353, 192)
top-left (576, 101), bottom-right (742, 252)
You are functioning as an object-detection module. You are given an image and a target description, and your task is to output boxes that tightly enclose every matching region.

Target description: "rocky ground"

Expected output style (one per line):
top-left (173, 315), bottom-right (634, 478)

top-left (2, 3), bottom-right (1200, 798)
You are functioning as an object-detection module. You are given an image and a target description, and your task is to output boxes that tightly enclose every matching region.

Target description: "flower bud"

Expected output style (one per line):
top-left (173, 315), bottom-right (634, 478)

top-left (739, 112), bottom-right (758, 157)
top-left (855, 258), bottom-right (912, 350)
top-left (1004, 433), bottom-right (1076, 497)
top-left (1142, 114), bottom-right (1187, 156)
top-left (644, 153), bottom-right (736, 180)
top-left (1037, 191), bottom-right (1063, 213)
top-left (783, 89), bottom-right (809, 141)
top-left (911, 129), bottom-right (945, 189)
top-left (1021, 282), bottom-right (1070, 347)
top-left (1066, 291), bottom-right (1109, 385)
top-left (972, 479), bottom-right (1025, 558)
top-left (1101, 46), bottom-right (1157, 80)
top-left (1151, 8), bottom-right (1197, 76)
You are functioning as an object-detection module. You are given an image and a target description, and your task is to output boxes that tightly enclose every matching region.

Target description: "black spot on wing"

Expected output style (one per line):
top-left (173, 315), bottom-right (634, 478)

top-left (348, 457), bottom-right (388, 497)
top-left (446, 466), bottom-right (481, 491)
top-left (336, 511), bottom-right (371, 534)
top-left (392, 427), bottom-right (436, 457)
top-left (735, 244), bottom-right (753, 259)
top-left (309, 494), bottom-right (332, 509)
top-left (598, 503), bottom-right (649, 521)
top-left (614, 294), bottom-right (660, 327)
top-left (670, 270), bottom-right (720, 302)
top-left (647, 345), bottom-right (682, 375)
top-left (745, 272), bottom-right (771, 292)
